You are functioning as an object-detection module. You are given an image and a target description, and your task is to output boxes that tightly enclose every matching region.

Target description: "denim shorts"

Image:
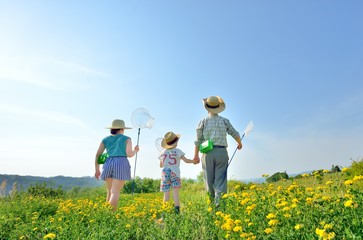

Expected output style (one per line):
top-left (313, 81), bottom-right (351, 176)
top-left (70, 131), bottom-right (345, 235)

top-left (160, 168), bottom-right (181, 192)
top-left (101, 156), bottom-right (131, 181)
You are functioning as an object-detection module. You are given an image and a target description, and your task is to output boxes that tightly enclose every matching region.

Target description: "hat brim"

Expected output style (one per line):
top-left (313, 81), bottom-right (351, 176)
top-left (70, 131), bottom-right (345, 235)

top-left (161, 134), bottom-right (181, 149)
top-left (203, 98), bottom-right (226, 114)
top-left (105, 126), bottom-right (132, 129)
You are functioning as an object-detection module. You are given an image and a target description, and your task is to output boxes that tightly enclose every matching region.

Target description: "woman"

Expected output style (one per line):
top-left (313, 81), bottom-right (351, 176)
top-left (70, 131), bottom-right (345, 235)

top-left (95, 119), bottom-right (139, 211)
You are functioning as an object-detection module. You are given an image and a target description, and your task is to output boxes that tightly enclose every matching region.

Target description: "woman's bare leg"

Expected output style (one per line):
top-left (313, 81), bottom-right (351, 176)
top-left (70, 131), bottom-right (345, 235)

top-left (109, 179), bottom-right (125, 211)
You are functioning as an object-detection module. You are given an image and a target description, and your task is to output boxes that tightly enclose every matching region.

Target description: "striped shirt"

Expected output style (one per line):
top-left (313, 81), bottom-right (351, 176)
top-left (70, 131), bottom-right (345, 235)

top-left (195, 114), bottom-right (240, 147)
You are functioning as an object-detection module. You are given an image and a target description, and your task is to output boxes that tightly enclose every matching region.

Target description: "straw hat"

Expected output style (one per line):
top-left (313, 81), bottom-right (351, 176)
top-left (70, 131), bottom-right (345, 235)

top-left (106, 119), bottom-right (132, 129)
top-left (161, 131), bottom-right (181, 149)
top-left (203, 96), bottom-right (225, 114)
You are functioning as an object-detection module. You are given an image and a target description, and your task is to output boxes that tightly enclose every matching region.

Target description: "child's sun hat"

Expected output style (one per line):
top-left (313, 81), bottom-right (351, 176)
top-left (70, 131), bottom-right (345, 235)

top-left (161, 131), bottom-right (181, 149)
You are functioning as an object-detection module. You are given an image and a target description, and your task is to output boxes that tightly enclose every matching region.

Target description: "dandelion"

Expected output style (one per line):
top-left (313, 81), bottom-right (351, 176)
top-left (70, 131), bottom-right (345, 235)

top-left (268, 219), bottom-right (278, 226)
top-left (324, 223), bottom-right (333, 229)
top-left (353, 175), bottom-right (363, 181)
top-left (306, 197), bottom-right (314, 204)
top-left (208, 207), bottom-right (213, 212)
top-left (344, 199), bottom-right (353, 208)
top-left (264, 228), bottom-right (273, 234)
top-left (344, 180), bottom-right (354, 186)
top-left (294, 224), bottom-right (303, 230)
top-left (266, 213), bottom-right (276, 219)
top-left (316, 228), bottom-right (325, 237)
top-left (325, 180), bottom-right (334, 185)
top-left (342, 167), bottom-right (349, 172)
top-left (302, 173), bottom-right (310, 178)
top-left (43, 233), bottom-right (56, 239)
top-left (282, 206), bottom-right (290, 212)
top-left (126, 224), bottom-right (131, 228)
top-left (233, 226), bottom-right (243, 232)
top-left (323, 170), bottom-right (330, 173)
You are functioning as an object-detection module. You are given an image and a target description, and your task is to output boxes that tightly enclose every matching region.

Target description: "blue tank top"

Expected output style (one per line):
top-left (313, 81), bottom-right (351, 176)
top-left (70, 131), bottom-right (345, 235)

top-left (102, 134), bottom-right (129, 157)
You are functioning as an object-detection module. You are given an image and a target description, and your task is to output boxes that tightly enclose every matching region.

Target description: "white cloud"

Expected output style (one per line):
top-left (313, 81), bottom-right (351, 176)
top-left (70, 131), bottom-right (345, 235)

top-left (0, 103), bottom-right (88, 128)
top-left (0, 55), bottom-right (107, 90)
top-left (228, 130), bottom-right (362, 180)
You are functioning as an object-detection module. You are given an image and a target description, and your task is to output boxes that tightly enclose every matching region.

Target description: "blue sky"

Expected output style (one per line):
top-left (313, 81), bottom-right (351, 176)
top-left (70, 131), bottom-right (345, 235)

top-left (1, 1), bottom-right (362, 180)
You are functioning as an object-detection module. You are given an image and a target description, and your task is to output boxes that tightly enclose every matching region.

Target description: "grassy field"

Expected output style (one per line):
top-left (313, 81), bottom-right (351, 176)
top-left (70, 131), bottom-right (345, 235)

top-left (1, 168), bottom-right (363, 240)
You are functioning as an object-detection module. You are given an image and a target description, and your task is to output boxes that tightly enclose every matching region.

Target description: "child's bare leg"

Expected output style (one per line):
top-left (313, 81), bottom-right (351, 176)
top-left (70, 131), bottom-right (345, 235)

top-left (163, 191), bottom-right (170, 202)
top-left (172, 188), bottom-right (180, 206)
top-left (172, 188), bottom-right (180, 214)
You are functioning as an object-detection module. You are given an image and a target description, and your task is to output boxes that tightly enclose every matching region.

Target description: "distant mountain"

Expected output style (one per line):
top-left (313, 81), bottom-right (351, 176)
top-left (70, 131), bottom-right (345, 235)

top-left (240, 177), bottom-right (266, 184)
top-left (0, 174), bottom-right (104, 196)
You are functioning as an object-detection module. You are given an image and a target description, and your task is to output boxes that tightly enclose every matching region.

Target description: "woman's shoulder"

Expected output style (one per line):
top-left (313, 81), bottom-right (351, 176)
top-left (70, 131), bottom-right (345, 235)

top-left (117, 134), bottom-right (130, 140)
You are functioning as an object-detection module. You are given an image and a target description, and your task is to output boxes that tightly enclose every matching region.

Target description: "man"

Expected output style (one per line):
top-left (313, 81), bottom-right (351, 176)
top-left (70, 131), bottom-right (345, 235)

top-left (193, 96), bottom-right (242, 205)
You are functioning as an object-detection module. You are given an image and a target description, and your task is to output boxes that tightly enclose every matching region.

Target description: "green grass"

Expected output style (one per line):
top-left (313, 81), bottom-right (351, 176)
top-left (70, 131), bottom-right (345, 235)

top-left (1, 169), bottom-right (363, 239)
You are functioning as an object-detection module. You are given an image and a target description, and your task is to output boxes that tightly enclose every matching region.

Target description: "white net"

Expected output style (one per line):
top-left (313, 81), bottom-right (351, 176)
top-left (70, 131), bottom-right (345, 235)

top-left (131, 108), bottom-right (155, 129)
top-left (243, 121), bottom-right (254, 137)
top-left (155, 137), bottom-right (163, 152)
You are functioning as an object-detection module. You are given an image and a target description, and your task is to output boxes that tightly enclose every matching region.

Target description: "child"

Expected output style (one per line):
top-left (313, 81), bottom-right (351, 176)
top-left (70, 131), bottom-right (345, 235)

top-left (159, 131), bottom-right (196, 215)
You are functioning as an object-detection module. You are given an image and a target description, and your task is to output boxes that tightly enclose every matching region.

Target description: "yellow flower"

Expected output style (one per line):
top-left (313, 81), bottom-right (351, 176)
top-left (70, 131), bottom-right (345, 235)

top-left (268, 219), bottom-right (278, 226)
top-left (324, 223), bottom-right (333, 229)
top-left (264, 228), bottom-right (273, 234)
top-left (315, 228), bottom-right (325, 237)
top-left (325, 180), bottom-right (334, 185)
top-left (344, 199), bottom-right (353, 207)
top-left (282, 206), bottom-right (290, 212)
top-left (344, 180), bottom-right (354, 185)
top-left (302, 173), bottom-right (310, 178)
top-left (43, 233), bottom-right (56, 239)
top-left (342, 167), bottom-right (349, 172)
top-left (208, 207), bottom-right (213, 212)
top-left (266, 213), bottom-right (276, 219)
top-left (294, 224), bottom-right (303, 230)
top-left (233, 226), bottom-right (243, 232)
top-left (126, 224), bottom-right (131, 228)
top-left (353, 175), bottom-right (363, 181)
top-left (323, 169), bottom-right (330, 173)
